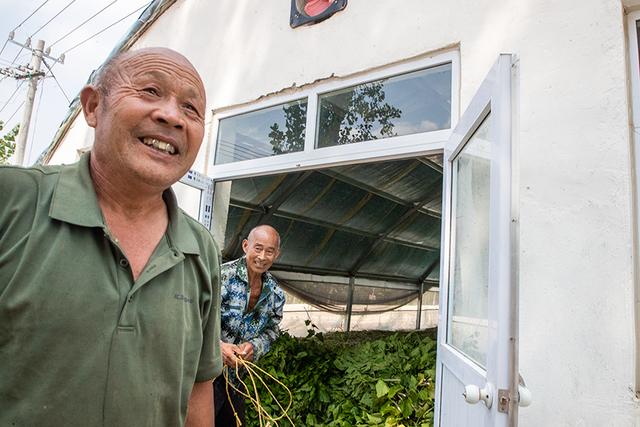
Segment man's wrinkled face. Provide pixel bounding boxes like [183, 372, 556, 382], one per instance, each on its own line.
[87, 49, 206, 189]
[242, 229, 280, 276]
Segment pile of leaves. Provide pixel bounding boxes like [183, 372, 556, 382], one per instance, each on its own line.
[245, 325, 437, 426]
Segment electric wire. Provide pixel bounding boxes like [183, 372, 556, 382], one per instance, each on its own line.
[50, 0, 120, 48]
[0, 81, 26, 115]
[0, 57, 15, 66]
[0, 40, 8, 58]
[9, 47, 24, 66]
[5, 0, 53, 62]
[13, 0, 52, 32]
[30, 0, 77, 38]
[42, 59, 69, 103]
[27, 78, 46, 163]
[61, 2, 150, 56]
[4, 100, 25, 125]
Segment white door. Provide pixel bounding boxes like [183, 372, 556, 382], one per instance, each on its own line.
[434, 54, 517, 426]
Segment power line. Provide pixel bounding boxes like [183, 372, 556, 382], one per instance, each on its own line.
[0, 81, 26, 115]
[4, 100, 25, 124]
[27, 78, 46, 162]
[50, 0, 120, 48]
[30, 0, 77, 38]
[10, 47, 24, 66]
[42, 59, 69, 103]
[61, 2, 150, 55]
[0, 40, 8, 58]
[13, 0, 52, 32]
[5, 0, 54, 63]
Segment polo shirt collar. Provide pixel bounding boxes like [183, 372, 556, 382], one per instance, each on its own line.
[49, 152, 200, 255]
[49, 152, 103, 228]
[163, 188, 201, 255]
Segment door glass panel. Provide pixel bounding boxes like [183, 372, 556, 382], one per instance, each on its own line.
[447, 114, 491, 367]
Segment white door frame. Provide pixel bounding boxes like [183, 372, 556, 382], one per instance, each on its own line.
[434, 54, 518, 426]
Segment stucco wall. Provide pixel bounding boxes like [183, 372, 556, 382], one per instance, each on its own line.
[49, 0, 639, 424]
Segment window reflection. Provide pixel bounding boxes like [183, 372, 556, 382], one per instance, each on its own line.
[316, 63, 452, 148]
[448, 115, 491, 368]
[215, 99, 307, 165]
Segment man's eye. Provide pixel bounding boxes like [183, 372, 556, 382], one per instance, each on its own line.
[184, 103, 198, 113]
[142, 87, 159, 95]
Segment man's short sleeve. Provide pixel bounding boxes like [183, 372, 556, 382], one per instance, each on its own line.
[195, 238, 223, 382]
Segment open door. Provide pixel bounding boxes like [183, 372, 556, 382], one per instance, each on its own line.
[435, 54, 517, 426]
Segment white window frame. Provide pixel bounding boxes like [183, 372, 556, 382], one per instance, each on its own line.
[206, 50, 460, 181]
[177, 170, 214, 230]
[625, 9, 640, 397]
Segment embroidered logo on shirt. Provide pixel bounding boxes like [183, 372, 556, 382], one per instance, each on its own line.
[174, 293, 193, 304]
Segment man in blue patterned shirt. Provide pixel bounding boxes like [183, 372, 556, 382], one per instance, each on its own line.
[214, 225, 285, 426]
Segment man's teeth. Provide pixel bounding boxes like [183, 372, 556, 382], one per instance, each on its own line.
[142, 138, 176, 154]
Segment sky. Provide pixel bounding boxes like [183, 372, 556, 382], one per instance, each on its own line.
[1, 0, 152, 164]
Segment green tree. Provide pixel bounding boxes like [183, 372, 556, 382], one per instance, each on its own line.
[269, 81, 402, 154]
[317, 81, 402, 148]
[0, 121, 19, 165]
[268, 101, 307, 155]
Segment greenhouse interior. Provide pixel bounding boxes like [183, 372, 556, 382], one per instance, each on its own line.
[217, 154, 444, 335]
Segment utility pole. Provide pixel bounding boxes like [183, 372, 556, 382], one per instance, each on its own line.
[1, 32, 64, 166]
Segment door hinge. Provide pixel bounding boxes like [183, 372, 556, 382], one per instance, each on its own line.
[497, 389, 510, 413]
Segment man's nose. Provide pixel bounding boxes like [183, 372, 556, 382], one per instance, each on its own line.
[151, 98, 185, 129]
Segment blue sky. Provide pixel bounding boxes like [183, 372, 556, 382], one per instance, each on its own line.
[1, 0, 150, 164]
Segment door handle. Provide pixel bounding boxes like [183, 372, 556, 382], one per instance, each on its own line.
[462, 383, 493, 408]
[518, 374, 532, 407]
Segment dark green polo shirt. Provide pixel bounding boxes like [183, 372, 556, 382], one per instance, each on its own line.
[0, 153, 222, 427]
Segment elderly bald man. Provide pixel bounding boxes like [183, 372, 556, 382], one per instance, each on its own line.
[215, 224, 286, 426]
[0, 48, 221, 427]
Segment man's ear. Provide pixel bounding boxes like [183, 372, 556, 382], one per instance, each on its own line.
[241, 239, 249, 254]
[80, 85, 101, 128]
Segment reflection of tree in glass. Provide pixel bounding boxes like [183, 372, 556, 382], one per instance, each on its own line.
[268, 102, 307, 155]
[318, 81, 402, 147]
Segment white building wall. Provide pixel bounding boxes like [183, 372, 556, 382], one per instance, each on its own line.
[49, 0, 639, 424]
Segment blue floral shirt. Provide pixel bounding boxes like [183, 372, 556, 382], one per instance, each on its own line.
[220, 256, 285, 363]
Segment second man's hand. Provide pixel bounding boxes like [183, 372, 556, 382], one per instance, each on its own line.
[220, 341, 242, 367]
[236, 342, 254, 362]
[220, 341, 255, 367]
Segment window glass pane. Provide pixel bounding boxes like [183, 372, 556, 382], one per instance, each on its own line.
[316, 63, 451, 148]
[447, 115, 491, 368]
[215, 99, 307, 164]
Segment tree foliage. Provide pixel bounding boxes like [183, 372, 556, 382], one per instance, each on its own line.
[0, 121, 19, 165]
[269, 81, 402, 154]
[317, 82, 402, 147]
[269, 102, 307, 155]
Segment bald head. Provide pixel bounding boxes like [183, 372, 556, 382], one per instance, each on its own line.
[243, 225, 281, 276]
[247, 225, 281, 249]
[94, 47, 204, 99]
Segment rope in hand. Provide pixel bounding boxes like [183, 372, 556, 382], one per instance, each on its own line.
[222, 356, 295, 426]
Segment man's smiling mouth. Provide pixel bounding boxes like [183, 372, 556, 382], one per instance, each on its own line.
[140, 137, 177, 155]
